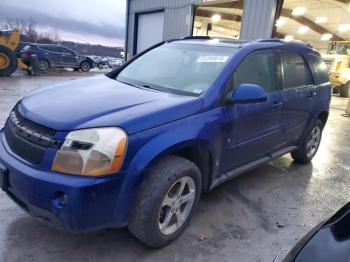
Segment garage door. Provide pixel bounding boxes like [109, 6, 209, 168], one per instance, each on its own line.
[136, 11, 165, 54]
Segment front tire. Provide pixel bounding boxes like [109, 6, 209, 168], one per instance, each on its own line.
[128, 155, 201, 248]
[291, 119, 323, 164]
[0, 45, 18, 76]
[80, 61, 91, 72]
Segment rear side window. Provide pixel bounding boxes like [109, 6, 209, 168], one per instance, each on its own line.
[308, 54, 330, 84]
[234, 50, 280, 93]
[280, 52, 314, 89]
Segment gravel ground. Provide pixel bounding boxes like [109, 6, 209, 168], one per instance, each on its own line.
[0, 72, 349, 262]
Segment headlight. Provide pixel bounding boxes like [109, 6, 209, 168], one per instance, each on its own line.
[52, 128, 127, 176]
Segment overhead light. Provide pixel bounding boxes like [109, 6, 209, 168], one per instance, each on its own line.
[292, 7, 306, 16]
[321, 33, 333, 41]
[298, 26, 310, 34]
[285, 35, 294, 41]
[338, 24, 350, 32]
[276, 18, 286, 27]
[211, 14, 221, 23]
[315, 17, 328, 24]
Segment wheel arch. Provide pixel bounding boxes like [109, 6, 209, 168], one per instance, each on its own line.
[81, 59, 94, 68]
[156, 143, 214, 192]
[317, 111, 329, 128]
[130, 139, 215, 192]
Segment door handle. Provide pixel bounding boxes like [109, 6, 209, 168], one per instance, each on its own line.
[307, 92, 317, 99]
[271, 102, 282, 110]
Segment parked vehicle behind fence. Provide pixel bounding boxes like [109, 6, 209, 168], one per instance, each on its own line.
[21, 44, 95, 72]
[0, 37, 331, 248]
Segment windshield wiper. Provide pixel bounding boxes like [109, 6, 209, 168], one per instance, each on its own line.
[140, 84, 163, 92]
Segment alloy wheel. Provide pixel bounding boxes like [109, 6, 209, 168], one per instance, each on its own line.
[306, 126, 321, 158]
[38, 60, 49, 71]
[158, 176, 196, 235]
[81, 62, 90, 71]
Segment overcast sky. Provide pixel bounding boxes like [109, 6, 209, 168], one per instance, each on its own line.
[0, 0, 126, 47]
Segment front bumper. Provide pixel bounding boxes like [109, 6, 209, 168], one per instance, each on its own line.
[0, 131, 131, 233]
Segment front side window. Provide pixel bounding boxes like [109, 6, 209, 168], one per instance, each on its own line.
[58, 47, 74, 54]
[280, 52, 313, 90]
[234, 50, 280, 93]
[117, 43, 237, 96]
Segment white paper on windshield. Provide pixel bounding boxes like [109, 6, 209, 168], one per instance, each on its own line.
[196, 56, 229, 63]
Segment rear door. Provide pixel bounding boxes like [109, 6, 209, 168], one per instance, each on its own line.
[221, 50, 283, 172]
[279, 51, 316, 144]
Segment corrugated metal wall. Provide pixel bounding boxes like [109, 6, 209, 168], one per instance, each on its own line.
[240, 0, 277, 40]
[126, 0, 278, 57]
[127, 0, 197, 57]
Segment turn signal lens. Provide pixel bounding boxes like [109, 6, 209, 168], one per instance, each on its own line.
[52, 128, 127, 176]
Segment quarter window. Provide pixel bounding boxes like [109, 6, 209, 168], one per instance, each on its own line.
[308, 54, 330, 84]
[280, 52, 314, 89]
[234, 50, 280, 93]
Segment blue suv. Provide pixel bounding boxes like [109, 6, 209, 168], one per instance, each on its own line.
[0, 37, 331, 247]
[21, 44, 95, 72]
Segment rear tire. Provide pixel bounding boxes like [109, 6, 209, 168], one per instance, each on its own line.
[340, 83, 350, 98]
[0, 45, 18, 76]
[291, 119, 323, 164]
[38, 59, 50, 73]
[128, 155, 201, 248]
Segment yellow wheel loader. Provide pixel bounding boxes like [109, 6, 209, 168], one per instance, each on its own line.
[0, 28, 32, 76]
[324, 41, 350, 97]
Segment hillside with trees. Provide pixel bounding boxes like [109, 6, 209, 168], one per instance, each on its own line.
[1, 17, 124, 58]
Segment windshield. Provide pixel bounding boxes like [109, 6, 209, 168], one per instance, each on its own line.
[327, 43, 350, 55]
[117, 43, 237, 96]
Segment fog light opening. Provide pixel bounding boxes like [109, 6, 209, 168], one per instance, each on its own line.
[52, 191, 69, 208]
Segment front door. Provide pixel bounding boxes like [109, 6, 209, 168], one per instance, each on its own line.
[279, 51, 316, 144]
[59, 47, 77, 67]
[221, 50, 283, 173]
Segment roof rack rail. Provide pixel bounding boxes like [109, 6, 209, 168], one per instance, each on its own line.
[258, 38, 314, 48]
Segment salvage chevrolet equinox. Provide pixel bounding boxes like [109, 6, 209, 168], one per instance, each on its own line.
[0, 37, 331, 247]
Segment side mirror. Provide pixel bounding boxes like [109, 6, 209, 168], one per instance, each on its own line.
[225, 84, 268, 105]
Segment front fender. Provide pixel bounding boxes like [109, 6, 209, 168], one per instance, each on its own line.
[129, 126, 213, 174]
[118, 108, 226, 221]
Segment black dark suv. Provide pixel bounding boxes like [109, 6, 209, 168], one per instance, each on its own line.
[21, 44, 95, 72]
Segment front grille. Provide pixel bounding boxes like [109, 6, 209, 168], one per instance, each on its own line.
[4, 107, 61, 165]
[14, 106, 56, 137]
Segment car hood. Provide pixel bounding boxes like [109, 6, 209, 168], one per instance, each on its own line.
[18, 75, 203, 134]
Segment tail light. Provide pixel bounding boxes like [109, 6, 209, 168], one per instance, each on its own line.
[24, 51, 32, 57]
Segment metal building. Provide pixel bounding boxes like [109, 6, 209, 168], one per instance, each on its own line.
[125, 0, 350, 59]
[125, 0, 279, 59]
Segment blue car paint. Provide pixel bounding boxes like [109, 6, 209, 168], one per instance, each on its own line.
[0, 39, 331, 232]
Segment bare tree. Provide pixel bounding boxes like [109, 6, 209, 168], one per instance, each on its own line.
[25, 17, 38, 42]
[5, 17, 28, 33]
